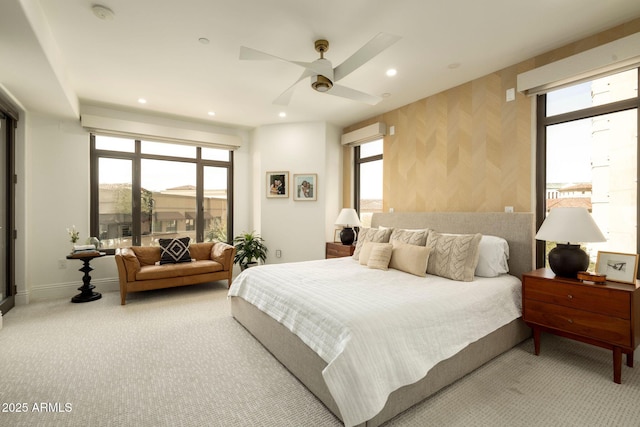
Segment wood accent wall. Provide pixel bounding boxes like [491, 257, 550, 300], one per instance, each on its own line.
[343, 18, 640, 214]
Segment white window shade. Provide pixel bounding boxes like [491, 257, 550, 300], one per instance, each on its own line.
[517, 32, 640, 96]
[80, 106, 242, 150]
[341, 122, 386, 146]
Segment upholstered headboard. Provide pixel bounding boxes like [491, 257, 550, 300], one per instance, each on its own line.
[371, 212, 534, 280]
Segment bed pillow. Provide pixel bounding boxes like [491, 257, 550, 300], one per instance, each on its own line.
[475, 235, 510, 277]
[358, 241, 380, 265]
[426, 231, 482, 281]
[389, 228, 429, 246]
[352, 227, 393, 260]
[389, 241, 431, 277]
[159, 237, 192, 265]
[367, 243, 393, 270]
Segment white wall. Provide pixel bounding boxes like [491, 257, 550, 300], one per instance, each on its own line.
[252, 122, 342, 264]
[14, 111, 339, 303]
[16, 112, 252, 303]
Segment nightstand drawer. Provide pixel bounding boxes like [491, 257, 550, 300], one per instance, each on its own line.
[524, 277, 630, 319]
[326, 242, 355, 258]
[524, 300, 631, 347]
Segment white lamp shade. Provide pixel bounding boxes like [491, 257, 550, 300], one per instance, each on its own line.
[535, 207, 606, 243]
[335, 208, 361, 227]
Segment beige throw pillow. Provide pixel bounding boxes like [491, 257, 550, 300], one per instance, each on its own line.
[352, 227, 393, 260]
[426, 231, 482, 281]
[367, 243, 393, 270]
[389, 241, 431, 277]
[358, 241, 379, 265]
[389, 228, 430, 246]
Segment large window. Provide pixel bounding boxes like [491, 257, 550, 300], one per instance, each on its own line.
[354, 139, 383, 227]
[537, 68, 639, 271]
[91, 135, 233, 252]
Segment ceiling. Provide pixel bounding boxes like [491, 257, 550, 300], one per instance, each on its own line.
[2, 0, 640, 130]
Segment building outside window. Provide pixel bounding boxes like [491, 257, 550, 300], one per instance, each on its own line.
[354, 139, 383, 227]
[538, 68, 639, 270]
[91, 135, 233, 252]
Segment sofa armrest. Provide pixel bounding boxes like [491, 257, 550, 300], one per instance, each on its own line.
[211, 242, 236, 272]
[115, 248, 141, 282]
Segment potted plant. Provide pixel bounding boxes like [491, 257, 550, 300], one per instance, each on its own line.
[233, 231, 268, 270]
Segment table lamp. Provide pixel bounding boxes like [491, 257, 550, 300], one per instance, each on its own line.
[335, 208, 361, 245]
[535, 207, 606, 278]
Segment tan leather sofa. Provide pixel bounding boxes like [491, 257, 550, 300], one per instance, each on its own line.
[114, 241, 235, 305]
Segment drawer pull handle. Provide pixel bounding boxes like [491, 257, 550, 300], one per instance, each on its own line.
[567, 295, 573, 299]
[568, 319, 574, 324]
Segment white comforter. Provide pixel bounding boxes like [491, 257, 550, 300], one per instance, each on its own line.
[228, 257, 522, 426]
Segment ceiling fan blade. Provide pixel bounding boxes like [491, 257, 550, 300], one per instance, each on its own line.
[273, 69, 315, 106]
[239, 46, 313, 70]
[333, 32, 401, 82]
[327, 84, 383, 105]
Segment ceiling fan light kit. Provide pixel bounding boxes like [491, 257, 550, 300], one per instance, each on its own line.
[239, 32, 401, 105]
[311, 75, 333, 92]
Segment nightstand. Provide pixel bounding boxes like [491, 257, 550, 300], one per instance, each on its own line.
[326, 242, 355, 259]
[522, 268, 640, 383]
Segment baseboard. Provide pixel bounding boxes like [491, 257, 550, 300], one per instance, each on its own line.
[29, 278, 119, 302]
[0, 310, 3, 330]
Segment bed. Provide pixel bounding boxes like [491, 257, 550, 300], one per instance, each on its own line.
[229, 212, 534, 426]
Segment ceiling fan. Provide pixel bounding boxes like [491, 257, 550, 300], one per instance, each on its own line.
[239, 32, 401, 106]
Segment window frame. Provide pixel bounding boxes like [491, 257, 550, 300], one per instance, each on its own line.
[353, 142, 383, 216]
[90, 134, 233, 253]
[535, 68, 640, 270]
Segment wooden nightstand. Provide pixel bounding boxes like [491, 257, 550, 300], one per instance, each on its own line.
[326, 242, 355, 259]
[522, 268, 640, 383]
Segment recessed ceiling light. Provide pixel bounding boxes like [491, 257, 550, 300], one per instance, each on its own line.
[208, 111, 215, 116]
[92, 5, 115, 20]
[279, 112, 286, 118]
[137, 98, 147, 104]
[386, 69, 397, 77]
[199, 38, 210, 45]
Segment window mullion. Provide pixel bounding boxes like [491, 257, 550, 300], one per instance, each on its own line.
[131, 140, 142, 246]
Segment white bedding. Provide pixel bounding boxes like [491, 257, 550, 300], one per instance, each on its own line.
[228, 257, 522, 426]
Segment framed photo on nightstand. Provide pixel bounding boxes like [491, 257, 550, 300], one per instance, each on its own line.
[595, 251, 639, 284]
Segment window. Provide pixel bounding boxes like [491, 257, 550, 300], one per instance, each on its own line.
[537, 68, 639, 271]
[91, 135, 233, 252]
[354, 139, 383, 227]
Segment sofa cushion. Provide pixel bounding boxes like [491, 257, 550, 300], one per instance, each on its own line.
[189, 242, 215, 261]
[131, 246, 161, 266]
[136, 260, 223, 281]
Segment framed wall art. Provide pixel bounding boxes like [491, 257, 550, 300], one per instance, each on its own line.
[595, 251, 639, 284]
[266, 171, 289, 198]
[293, 173, 317, 201]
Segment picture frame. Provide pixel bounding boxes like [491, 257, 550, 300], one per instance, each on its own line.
[595, 251, 639, 284]
[293, 173, 317, 201]
[266, 171, 289, 198]
[333, 228, 342, 243]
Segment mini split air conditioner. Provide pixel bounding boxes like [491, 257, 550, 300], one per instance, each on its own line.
[341, 122, 386, 146]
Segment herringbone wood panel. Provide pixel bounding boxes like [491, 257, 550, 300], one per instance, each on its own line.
[342, 18, 640, 214]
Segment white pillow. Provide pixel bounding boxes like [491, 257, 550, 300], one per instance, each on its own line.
[475, 235, 510, 277]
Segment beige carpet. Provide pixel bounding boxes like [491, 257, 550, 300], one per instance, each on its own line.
[1, 283, 639, 427]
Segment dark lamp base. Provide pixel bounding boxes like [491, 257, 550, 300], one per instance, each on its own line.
[340, 227, 355, 245]
[548, 243, 589, 278]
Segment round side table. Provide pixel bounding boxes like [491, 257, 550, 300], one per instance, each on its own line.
[66, 252, 106, 303]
